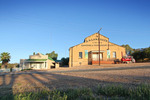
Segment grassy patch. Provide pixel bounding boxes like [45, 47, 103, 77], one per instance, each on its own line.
[21, 68, 32, 71]
[97, 84, 150, 100]
[0, 84, 150, 100]
[16, 83, 22, 86]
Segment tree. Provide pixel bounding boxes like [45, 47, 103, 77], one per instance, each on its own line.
[132, 48, 150, 62]
[0, 52, 11, 68]
[33, 52, 35, 55]
[61, 57, 69, 66]
[132, 50, 141, 61]
[140, 49, 146, 62]
[122, 44, 133, 55]
[144, 47, 150, 59]
[46, 51, 58, 60]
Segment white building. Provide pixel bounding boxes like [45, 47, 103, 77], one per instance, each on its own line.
[20, 53, 59, 69]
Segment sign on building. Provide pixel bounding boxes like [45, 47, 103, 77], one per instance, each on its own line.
[85, 50, 88, 59]
[107, 50, 110, 59]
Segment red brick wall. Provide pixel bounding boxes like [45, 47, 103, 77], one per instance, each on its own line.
[92, 61, 114, 64]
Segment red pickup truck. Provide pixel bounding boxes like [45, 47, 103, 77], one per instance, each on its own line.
[121, 56, 135, 63]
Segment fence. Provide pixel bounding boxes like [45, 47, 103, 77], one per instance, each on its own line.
[0, 68, 22, 72]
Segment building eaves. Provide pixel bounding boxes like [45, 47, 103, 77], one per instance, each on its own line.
[84, 32, 109, 41]
[48, 57, 54, 61]
[26, 59, 47, 62]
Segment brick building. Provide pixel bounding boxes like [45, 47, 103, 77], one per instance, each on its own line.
[69, 33, 126, 67]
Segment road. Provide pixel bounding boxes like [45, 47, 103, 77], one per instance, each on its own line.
[0, 64, 150, 76]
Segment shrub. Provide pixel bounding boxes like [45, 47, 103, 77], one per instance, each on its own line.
[128, 84, 150, 100]
[97, 84, 150, 100]
[21, 68, 32, 71]
[0, 63, 1, 69]
[63, 88, 93, 100]
[7, 64, 17, 68]
[16, 64, 20, 68]
[97, 84, 128, 97]
[10, 67, 13, 72]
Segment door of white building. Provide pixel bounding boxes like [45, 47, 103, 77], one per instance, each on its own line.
[36, 63, 42, 69]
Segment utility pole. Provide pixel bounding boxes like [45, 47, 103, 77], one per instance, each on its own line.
[98, 28, 102, 66]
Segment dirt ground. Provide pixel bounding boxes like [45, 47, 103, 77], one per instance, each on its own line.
[0, 63, 150, 95]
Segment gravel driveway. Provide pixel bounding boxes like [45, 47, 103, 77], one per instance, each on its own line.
[0, 63, 150, 95]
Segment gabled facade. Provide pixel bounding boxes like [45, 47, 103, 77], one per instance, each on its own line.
[69, 33, 126, 67]
[20, 53, 56, 69]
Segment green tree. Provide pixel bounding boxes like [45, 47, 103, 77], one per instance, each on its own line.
[144, 47, 150, 59]
[122, 44, 133, 55]
[61, 57, 69, 66]
[132, 50, 141, 61]
[140, 49, 146, 62]
[0, 52, 11, 68]
[46, 51, 58, 60]
[132, 48, 149, 62]
[33, 52, 35, 55]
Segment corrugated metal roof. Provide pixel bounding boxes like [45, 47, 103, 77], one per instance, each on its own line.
[48, 57, 54, 61]
[55, 60, 62, 63]
[26, 59, 47, 62]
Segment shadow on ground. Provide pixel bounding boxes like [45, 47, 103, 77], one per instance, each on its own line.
[0, 66, 150, 97]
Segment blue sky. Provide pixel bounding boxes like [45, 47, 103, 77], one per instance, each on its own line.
[0, 0, 150, 63]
